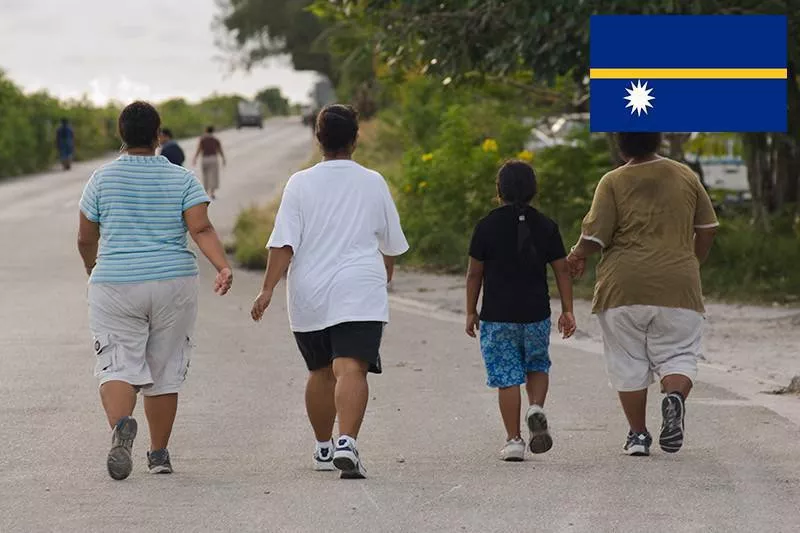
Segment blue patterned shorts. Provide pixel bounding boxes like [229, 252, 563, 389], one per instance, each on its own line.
[479, 319, 552, 388]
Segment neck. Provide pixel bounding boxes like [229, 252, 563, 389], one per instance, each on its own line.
[126, 147, 156, 156]
[323, 153, 352, 161]
[627, 153, 660, 165]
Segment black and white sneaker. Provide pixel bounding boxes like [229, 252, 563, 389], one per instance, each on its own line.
[525, 405, 553, 454]
[313, 442, 335, 471]
[107, 416, 137, 480]
[333, 437, 366, 479]
[623, 431, 652, 456]
[147, 448, 173, 474]
[660, 393, 686, 453]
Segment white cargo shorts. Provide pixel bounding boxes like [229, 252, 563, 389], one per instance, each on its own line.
[597, 305, 704, 392]
[88, 276, 198, 396]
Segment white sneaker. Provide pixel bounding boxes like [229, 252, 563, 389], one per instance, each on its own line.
[333, 437, 367, 479]
[501, 437, 526, 462]
[313, 442, 335, 471]
[526, 405, 553, 454]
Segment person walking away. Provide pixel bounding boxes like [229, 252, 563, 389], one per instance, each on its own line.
[567, 132, 718, 457]
[77, 101, 233, 480]
[466, 160, 576, 462]
[192, 126, 226, 199]
[250, 104, 409, 479]
[159, 128, 185, 166]
[56, 118, 75, 170]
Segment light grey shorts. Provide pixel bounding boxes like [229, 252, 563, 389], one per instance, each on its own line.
[201, 156, 220, 191]
[88, 276, 198, 396]
[597, 305, 704, 392]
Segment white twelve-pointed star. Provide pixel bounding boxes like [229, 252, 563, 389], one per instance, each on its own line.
[624, 80, 655, 116]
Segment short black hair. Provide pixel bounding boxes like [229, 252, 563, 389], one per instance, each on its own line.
[316, 104, 359, 154]
[206, 125, 214, 134]
[60, 117, 69, 125]
[497, 160, 539, 258]
[118, 101, 161, 149]
[161, 128, 173, 138]
[616, 132, 662, 159]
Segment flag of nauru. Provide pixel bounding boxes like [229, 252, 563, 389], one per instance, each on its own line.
[589, 15, 788, 133]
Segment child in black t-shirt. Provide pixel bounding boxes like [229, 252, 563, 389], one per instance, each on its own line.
[466, 160, 576, 461]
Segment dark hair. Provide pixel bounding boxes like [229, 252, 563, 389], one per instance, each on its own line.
[206, 125, 214, 134]
[161, 128, 173, 138]
[616, 132, 662, 159]
[60, 117, 69, 125]
[497, 160, 538, 259]
[118, 101, 161, 149]
[316, 104, 359, 155]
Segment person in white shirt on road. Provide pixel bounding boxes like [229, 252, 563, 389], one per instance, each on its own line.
[251, 104, 409, 479]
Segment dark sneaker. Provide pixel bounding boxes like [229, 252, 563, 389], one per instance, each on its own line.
[107, 416, 137, 480]
[313, 442, 335, 471]
[147, 448, 173, 474]
[525, 405, 553, 454]
[660, 393, 686, 453]
[624, 431, 652, 456]
[333, 437, 366, 479]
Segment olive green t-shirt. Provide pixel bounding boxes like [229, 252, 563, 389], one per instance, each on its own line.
[581, 157, 719, 314]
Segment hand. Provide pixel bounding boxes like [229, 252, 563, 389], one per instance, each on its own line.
[558, 312, 577, 339]
[85, 264, 95, 276]
[214, 267, 233, 295]
[566, 253, 586, 280]
[251, 290, 273, 322]
[465, 312, 480, 338]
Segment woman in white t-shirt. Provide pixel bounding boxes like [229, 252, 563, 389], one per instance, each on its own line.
[251, 104, 409, 479]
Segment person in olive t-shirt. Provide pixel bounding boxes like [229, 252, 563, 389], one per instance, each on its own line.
[466, 160, 576, 462]
[567, 132, 718, 458]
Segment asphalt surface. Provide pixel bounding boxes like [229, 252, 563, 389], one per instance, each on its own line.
[1, 117, 799, 532]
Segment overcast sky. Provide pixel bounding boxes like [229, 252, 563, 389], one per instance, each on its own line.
[0, 0, 317, 104]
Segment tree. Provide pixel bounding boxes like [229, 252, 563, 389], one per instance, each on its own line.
[256, 87, 290, 115]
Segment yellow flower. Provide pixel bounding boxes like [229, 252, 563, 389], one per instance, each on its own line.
[403, 184, 413, 193]
[418, 181, 429, 191]
[517, 150, 534, 162]
[421, 153, 434, 162]
[481, 138, 499, 153]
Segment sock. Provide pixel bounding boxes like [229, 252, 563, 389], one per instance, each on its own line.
[316, 440, 333, 452]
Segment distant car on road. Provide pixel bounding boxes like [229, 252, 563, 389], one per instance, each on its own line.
[237, 101, 263, 129]
[301, 105, 315, 127]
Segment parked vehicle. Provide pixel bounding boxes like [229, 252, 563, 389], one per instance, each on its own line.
[236, 101, 263, 129]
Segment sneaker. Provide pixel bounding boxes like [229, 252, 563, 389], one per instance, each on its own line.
[313, 442, 336, 471]
[624, 431, 652, 456]
[660, 393, 686, 453]
[525, 405, 553, 454]
[501, 437, 526, 462]
[147, 448, 173, 474]
[333, 437, 366, 479]
[107, 416, 137, 480]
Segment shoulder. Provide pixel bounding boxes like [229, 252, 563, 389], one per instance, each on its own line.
[530, 208, 559, 230]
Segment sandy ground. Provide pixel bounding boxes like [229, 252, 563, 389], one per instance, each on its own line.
[390, 270, 800, 391]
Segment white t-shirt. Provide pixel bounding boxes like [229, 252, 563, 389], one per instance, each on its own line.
[267, 160, 410, 332]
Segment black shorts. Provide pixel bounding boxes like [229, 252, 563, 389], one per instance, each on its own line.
[293, 321, 384, 374]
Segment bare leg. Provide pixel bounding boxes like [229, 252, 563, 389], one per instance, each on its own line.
[618, 389, 648, 433]
[143, 393, 178, 450]
[100, 380, 137, 428]
[524, 372, 549, 407]
[306, 367, 337, 441]
[332, 358, 369, 438]
[498, 386, 522, 440]
[661, 374, 692, 398]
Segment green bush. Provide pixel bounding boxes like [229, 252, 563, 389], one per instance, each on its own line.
[230, 189, 285, 270]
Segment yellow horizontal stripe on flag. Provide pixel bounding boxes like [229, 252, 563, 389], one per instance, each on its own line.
[589, 68, 787, 79]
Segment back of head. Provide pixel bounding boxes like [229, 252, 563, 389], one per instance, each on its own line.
[616, 132, 662, 160]
[161, 128, 173, 139]
[60, 118, 69, 127]
[315, 104, 359, 156]
[118, 101, 161, 149]
[206, 125, 214, 134]
[497, 160, 539, 259]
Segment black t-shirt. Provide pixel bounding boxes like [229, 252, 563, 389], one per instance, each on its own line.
[469, 205, 566, 323]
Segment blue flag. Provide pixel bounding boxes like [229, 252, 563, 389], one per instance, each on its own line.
[589, 15, 787, 133]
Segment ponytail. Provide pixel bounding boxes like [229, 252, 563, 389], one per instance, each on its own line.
[515, 203, 537, 261]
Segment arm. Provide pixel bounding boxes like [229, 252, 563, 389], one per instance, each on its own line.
[184, 203, 233, 294]
[465, 257, 484, 337]
[551, 258, 574, 314]
[694, 227, 717, 264]
[383, 254, 396, 283]
[77, 212, 100, 275]
[192, 141, 202, 165]
[218, 142, 226, 166]
[251, 246, 293, 321]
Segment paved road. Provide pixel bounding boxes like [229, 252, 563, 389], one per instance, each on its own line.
[1, 118, 799, 532]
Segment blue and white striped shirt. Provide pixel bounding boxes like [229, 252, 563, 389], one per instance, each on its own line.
[79, 155, 210, 284]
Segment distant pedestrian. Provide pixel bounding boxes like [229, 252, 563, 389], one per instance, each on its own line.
[159, 128, 185, 166]
[192, 126, 226, 199]
[566, 132, 718, 457]
[78, 101, 233, 480]
[56, 118, 75, 170]
[466, 160, 576, 462]
[250, 104, 409, 479]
